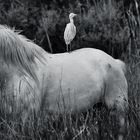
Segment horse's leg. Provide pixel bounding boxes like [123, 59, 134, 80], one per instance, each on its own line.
[114, 102, 128, 140]
[118, 112, 126, 140]
[104, 85, 128, 140]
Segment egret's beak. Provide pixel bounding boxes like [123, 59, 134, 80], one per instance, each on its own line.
[74, 14, 77, 17]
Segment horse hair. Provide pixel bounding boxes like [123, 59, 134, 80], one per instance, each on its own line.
[0, 25, 45, 81]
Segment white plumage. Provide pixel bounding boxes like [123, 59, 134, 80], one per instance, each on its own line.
[64, 13, 77, 52]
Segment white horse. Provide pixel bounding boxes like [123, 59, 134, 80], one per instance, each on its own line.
[0, 25, 128, 140]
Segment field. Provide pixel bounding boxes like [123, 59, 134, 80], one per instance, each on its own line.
[0, 0, 140, 140]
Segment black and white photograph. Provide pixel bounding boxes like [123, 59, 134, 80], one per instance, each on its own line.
[0, 0, 139, 140]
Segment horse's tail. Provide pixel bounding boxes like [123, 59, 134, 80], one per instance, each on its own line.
[0, 25, 44, 83]
[116, 59, 126, 74]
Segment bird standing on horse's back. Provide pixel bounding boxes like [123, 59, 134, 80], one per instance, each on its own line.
[64, 13, 77, 52]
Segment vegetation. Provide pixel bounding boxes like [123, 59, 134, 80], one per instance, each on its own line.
[0, 0, 140, 139]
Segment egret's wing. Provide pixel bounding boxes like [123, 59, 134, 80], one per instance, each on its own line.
[64, 23, 76, 45]
[71, 24, 76, 39]
[64, 23, 71, 45]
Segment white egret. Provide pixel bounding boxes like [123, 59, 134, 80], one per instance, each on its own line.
[64, 13, 77, 52]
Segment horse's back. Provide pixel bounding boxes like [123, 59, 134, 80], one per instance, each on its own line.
[44, 48, 127, 113]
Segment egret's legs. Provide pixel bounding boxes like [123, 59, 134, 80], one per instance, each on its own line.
[69, 43, 71, 52]
[66, 44, 69, 52]
[66, 44, 72, 53]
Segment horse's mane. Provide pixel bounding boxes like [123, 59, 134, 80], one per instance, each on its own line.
[0, 25, 45, 81]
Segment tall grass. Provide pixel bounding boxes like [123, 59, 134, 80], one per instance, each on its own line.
[0, 0, 130, 54]
[0, 0, 140, 140]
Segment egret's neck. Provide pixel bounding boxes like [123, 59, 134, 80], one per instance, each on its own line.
[70, 18, 74, 24]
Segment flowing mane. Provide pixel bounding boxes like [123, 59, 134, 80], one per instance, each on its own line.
[0, 25, 45, 81]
